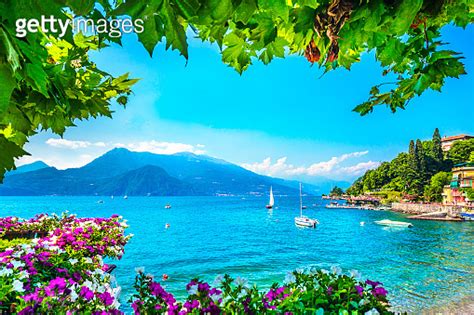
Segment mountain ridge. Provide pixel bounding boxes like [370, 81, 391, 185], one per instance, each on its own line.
[0, 149, 342, 196]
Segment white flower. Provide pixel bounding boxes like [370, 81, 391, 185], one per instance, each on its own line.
[0, 269, 13, 276]
[210, 293, 222, 303]
[18, 271, 29, 280]
[284, 272, 296, 285]
[84, 257, 93, 264]
[187, 284, 198, 295]
[234, 276, 248, 287]
[70, 289, 78, 302]
[213, 274, 224, 286]
[365, 308, 380, 315]
[350, 269, 361, 279]
[69, 258, 78, 265]
[331, 265, 342, 275]
[134, 267, 145, 274]
[12, 279, 25, 292]
[321, 269, 329, 275]
[295, 268, 304, 274]
[237, 289, 247, 299]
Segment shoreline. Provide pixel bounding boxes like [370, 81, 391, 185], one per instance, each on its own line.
[422, 296, 474, 315]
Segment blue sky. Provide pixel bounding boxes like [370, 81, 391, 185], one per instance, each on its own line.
[20, 24, 474, 182]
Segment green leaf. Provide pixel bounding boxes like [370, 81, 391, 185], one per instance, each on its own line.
[25, 63, 49, 97]
[222, 33, 253, 74]
[392, 0, 423, 35]
[175, 0, 200, 19]
[65, 0, 95, 15]
[0, 63, 15, 115]
[234, 0, 257, 24]
[258, 37, 287, 64]
[258, 0, 289, 22]
[377, 37, 405, 67]
[0, 135, 28, 183]
[162, 0, 188, 59]
[137, 15, 165, 56]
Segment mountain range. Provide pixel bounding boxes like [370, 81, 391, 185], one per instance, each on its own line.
[0, 149, 347, 196]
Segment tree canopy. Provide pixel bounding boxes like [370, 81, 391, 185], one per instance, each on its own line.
[448, 139, 474, 165]
[346, 128, 474, 201]
[329, 186, 344, 196]
[0, 0, 473, 180]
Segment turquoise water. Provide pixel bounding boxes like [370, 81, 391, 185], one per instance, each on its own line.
[0, 196, 473, 313]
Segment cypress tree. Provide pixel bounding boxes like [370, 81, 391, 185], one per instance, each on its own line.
[432, 128, 443, 162]
[415, 139, 427, 180]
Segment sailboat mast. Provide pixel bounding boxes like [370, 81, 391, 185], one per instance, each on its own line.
[299, 183, 303, 217]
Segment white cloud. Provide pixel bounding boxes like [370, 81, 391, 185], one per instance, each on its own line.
[241, 151, 379, 178]
[339, 161, 381, 176]
[46, 138, 106, 149]
[116, 140, 206, 155]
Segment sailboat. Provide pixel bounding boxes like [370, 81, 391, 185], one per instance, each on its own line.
[266, 186, 274, 209]
[294, 183, 318, 228]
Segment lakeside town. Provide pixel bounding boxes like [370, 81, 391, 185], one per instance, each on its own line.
[323, 132, 474, 222]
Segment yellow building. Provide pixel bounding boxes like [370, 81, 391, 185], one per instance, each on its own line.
[443, 163, 474, 205]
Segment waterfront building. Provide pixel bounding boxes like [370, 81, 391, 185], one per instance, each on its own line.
[443, 162, 474, 205]
[441, 134, 473, 151]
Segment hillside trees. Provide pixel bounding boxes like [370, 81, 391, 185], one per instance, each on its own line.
[346, 128, 468, 201]
[424, 171, 451, 202]
[448, 139, 474, 165]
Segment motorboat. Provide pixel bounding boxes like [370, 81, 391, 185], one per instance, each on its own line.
[375, 219, 413, 228]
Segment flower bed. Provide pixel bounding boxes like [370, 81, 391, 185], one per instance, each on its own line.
[0, 213, 131, 314]
[0, 214, 395, 314]
[130, 267, 393, 314]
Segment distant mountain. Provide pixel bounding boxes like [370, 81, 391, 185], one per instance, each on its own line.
[6, 161, 49, 177]
[0, 149, 304, 196]
[94, 165, 193, 196]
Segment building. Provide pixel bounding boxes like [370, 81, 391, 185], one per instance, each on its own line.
[441, 134, 473, 151]
[443, 163, 474, 205]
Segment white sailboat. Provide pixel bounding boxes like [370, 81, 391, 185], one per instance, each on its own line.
[294, 183, 318, 228]
[266, 186, 274, 209]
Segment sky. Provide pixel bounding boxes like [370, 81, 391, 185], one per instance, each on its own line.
[18, 24, 474, 183]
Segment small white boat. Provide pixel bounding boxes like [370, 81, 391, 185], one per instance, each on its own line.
[123, 195, 128, 199]
[165, 204, 172, 209]
[266, 186, 274, 209]
[295, 183, 318, 228]
[375, 219, 413, 228]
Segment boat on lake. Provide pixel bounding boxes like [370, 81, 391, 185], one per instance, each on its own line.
[266, 186, 274, 209]
[165, 204, 172, 209]
[123, 195, 128, 199]
[375, 219, 413, 228]
[295, 183, 318, 228]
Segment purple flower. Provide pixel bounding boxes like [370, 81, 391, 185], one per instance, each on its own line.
[327, 286, 333, 295]
[372, 286, 388, 297]
[98, 291, 114, 306]
[44, 277, 67, 296]
[355, 285, 364, 297]
[131, 300, 142, 314]
[79, 286, 94, 301]
[365, 279, 382, 287]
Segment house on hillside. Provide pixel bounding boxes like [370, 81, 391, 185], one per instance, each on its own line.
[443, 163, 474, 206]
[441, 134, 473, 151]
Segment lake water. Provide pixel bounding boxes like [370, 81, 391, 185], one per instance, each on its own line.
[0, 196, 472, 313]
